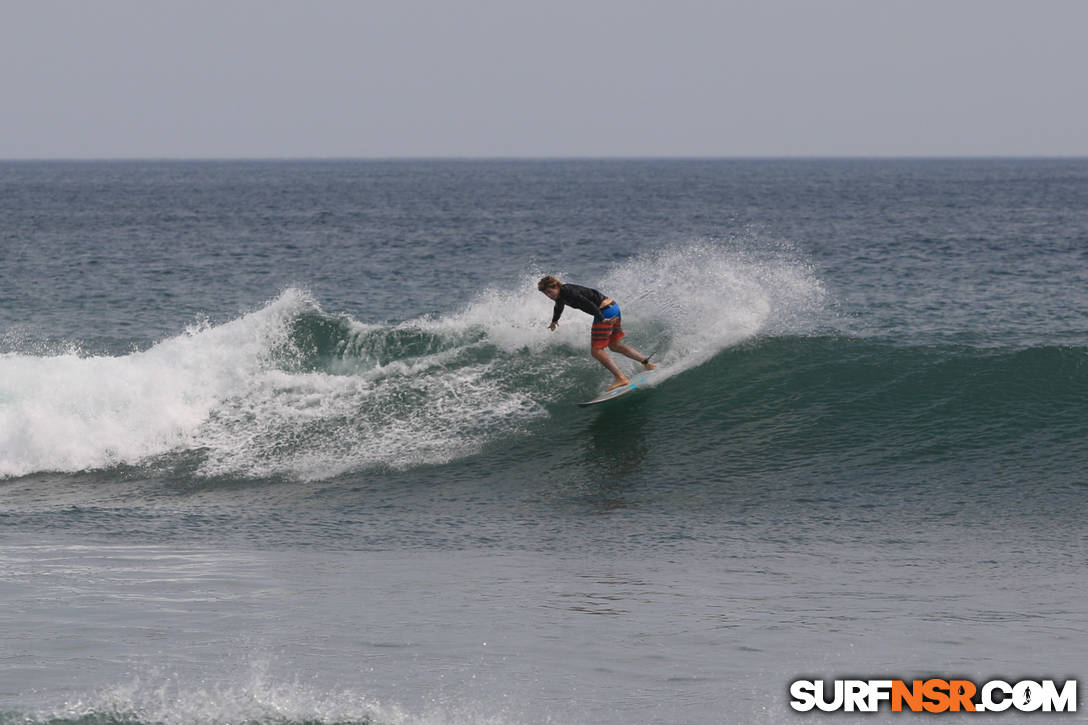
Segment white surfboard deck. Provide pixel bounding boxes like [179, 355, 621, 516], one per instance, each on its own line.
[577, 367, 660, 407]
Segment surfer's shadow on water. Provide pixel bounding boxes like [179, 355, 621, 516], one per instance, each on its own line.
[570, 401, 653, 510]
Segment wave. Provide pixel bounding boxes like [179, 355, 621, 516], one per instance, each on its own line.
[1, 243, 825, 481]
[10, 239, 1084, 484]
[647, 336, 1088, 472]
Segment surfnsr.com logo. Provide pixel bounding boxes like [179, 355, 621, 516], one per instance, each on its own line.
[789, 678, 1078, 713]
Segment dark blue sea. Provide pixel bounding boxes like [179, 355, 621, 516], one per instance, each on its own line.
[1, 160, 1086, 724]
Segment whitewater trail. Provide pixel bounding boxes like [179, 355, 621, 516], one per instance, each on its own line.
[0, 243, 826, 481]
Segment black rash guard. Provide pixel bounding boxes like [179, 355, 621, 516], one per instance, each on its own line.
[551, 283, 608, 324]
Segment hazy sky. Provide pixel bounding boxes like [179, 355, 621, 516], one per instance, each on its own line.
[3, 0, 1087, 158]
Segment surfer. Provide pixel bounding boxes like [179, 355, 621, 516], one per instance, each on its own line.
[538, 275, 657, 391]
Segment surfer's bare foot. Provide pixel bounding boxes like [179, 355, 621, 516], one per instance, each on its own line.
[643, 361, 657, 371]
[605, 377, 629, 392]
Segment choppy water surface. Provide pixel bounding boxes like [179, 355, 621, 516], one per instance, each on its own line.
[2, 160, 1086, 723]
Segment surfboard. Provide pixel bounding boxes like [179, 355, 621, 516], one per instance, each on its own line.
[577, 367, 660, 407]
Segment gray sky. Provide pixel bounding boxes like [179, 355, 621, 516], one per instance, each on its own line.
[3, 0, 1087, 158]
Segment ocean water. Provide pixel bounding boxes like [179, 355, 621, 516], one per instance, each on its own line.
[1, 159, 1086, 724]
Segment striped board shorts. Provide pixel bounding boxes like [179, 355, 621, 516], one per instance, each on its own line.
[591, 302, 625, 349]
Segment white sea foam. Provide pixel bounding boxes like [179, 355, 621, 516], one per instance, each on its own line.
[29, 664, 519, 725]
[0, 289, 307, 479]
[443, 239, 824, 369]
[595, 239, 825, 378]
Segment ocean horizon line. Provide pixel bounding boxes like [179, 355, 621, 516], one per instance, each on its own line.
[4, 154, 1088, 163]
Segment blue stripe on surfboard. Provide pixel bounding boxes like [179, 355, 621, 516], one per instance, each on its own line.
[577, 368, 659, 406]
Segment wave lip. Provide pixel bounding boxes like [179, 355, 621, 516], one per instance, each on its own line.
[600, 239, 827, 378]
